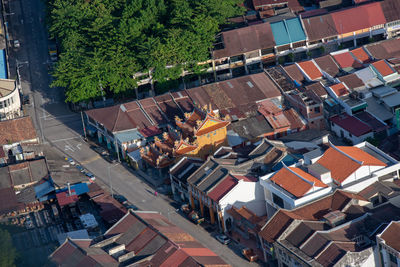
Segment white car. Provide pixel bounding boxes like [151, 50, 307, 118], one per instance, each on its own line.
[13, 40, 20, 48]
[216, 234, 230, 245]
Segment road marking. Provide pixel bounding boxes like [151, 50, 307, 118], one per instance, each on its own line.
[76, 143, 81, 150]
[48, 137, 78, 143]
[64, 145, 74, 152]
[80, 154, 101, 165]
[40, 114, 78, 120]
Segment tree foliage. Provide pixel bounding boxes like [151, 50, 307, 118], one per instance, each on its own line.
[46, 0, 244, 103]
[0, 228, 17, 267]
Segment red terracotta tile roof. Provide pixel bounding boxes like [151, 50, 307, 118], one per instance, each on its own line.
[138, 126, 162, 137]
[351, 47, 370, 64]
[259, 190, 363, 243]
[0, 117, 37, 145]
[297, 61, 323, 80]
[330, 113, 372, 137]
[331, 2, 386, 34]
[372, 60, 395, 77]
[207, 175, 238, 202]
[316, 145, 386, 184]
[270, 166, 328, 198]
[330, 83, 349, 97]
[380, 221, 400, 251]
[332, 52, 363, 69]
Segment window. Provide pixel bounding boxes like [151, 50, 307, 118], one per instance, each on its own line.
[272, 193, 284, 208]
[4, 100, 7, 107]
[349, 133, 352, 137]
[314, 106, 320, 113]
[0, 101, 3, 108]
[390, 253, 397, 264]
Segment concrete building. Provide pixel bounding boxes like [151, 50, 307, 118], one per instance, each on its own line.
[260, 142, 400, 218]
[376, 221, 400, 267]
[0, 79, 21, 121]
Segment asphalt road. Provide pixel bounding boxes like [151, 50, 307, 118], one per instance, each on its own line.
[5, 0, 262, 266]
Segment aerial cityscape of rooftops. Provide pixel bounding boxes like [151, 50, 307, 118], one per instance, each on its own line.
[1, 0, 400, 266]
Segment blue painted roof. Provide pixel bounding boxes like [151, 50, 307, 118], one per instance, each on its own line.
[115, 129, 143, 143]
[286, 18, 306, 43]
[34, 179, 55, 199]
[0, 50, 7, 79]
[56, 183, 89, 196]
[270, 18, 306, 46]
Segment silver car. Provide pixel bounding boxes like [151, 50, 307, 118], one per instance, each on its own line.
[216, 234, 230, 245]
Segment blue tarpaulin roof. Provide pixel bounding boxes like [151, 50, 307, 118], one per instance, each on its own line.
[272, 154, 301, 171]
[56, 183, 89, 196]
[270, 18, 306, 46]
[34, 179, 55, 199]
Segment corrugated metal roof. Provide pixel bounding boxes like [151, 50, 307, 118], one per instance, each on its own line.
[271, 18, 306, 46]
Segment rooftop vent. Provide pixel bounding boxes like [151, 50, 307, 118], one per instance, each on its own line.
[323, 210, 346, 227]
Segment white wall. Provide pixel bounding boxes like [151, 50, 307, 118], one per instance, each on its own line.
[0, 86, 21, 120]
[219, 180, 266, 220]
[331, 122, 374, 145]
[341, 165, 384, 186]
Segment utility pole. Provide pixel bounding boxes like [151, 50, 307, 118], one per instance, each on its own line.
[80, 111, 87, 141]
[108, 165, 114, 198]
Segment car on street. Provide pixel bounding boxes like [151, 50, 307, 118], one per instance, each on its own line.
[91, 145, 108, 156]
[76, 165, 85, 172]
[65, 157, 75, 165]
[13, 40, 20, 48]
[22, 95, 30, 105]
[215, 234, 231, 245]
[103, 154, 116, 163]
[113, 194, 128, 205]
[85, 172, 95, 179]
[123, 202, 139, 210]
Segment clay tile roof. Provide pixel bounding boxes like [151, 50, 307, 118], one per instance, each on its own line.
[283, 108, 305, 130]
[372, 60, 395, 77]
[332, 52, 363, 69]
[207, 174, 238, 202]
[351, 47, 371, 64]
[302, 14, 338, 42]
[314, 55, 340, 77]
[270, 166, 328, 198]
[259, 190, 360, 243]
[315, 242, 347, 266]
[330, 113, 372, 137]
[0, 117, 37, 145]
[365, 38, 400, 60]
[380, 0, 400, 23]
[213, 22, 275, 59]
[297, 61, 323, 80]
[316, 145, 385, 184]
[305, 82, 328, 98]
[330, 83, 349, 97]
[338, 74, 365, 90]
[330, 2, 386, 34]
[284, 64, 305, 85]
[380, 221, 400, 251]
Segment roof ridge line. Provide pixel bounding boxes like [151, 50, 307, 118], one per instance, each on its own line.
[329, 142, 363, 165]
[282, 162, 315, 187]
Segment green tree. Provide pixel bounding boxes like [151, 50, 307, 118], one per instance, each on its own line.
[0, 228, 17, 267]
[46, 0, 244, 103]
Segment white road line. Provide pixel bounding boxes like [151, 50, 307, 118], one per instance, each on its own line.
[40, 114, 77, 120]
[48, 137, 78, 143]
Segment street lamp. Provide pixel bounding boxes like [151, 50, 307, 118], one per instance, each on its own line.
[107, 163, 119, 197]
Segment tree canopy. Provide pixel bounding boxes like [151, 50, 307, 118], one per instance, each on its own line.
[46, 0, 244, 103]
[0, 228, 17, 267]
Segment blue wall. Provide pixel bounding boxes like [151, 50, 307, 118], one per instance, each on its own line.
[0, 49, 7, 79]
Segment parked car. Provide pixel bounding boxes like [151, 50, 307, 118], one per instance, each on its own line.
[22, 95, 30, 105]
[123, 202, 139, 210]
[85, 172, 95, 180]
[215, 234, 231, 245]
[13, 40, 20, 48]
[75, 165, 85, 172]
[113, 194, 128, 205]
[103, 154, 116, 163]
[65, 157, 75, 165]
[91, 145, 108, 156]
